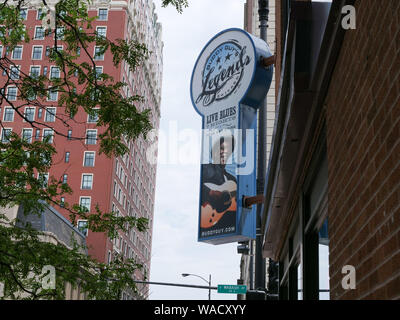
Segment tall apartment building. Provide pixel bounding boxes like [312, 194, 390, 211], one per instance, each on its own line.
[0, 0, 163, 300]
[239, 0, 276, 295]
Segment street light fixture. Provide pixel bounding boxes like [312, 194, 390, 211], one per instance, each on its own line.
[182, 273, 212, 300]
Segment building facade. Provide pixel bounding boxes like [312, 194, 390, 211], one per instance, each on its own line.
[239, 0, 277, 297]
[262, 0, 400, 300]
[1, 203, 88, 299]
[0, 0, 163, 300]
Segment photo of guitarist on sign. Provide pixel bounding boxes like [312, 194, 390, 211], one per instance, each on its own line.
[200, 134, 237, 237]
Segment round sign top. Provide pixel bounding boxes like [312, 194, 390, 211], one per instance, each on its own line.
[190, 28, 257, 116]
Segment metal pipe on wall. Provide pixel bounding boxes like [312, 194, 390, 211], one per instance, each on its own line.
[255, 0, 269, 292]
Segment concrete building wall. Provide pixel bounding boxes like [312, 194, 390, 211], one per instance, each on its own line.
[1, 203, 88, 300]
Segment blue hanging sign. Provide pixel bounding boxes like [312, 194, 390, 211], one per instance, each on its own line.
[190, 28, 273, 245]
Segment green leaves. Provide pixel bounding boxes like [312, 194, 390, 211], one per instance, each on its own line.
[0, 0, 188, 300]
[110, 39, 149, 72]
[0, 5, 30, 50]
[69, 204, 148, 240]
[161, 0, 189, 14]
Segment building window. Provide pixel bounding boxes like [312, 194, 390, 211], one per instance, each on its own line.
[54, 45, 63, 53]
[19, 9, 27, 20]
[37, 108, 43, 119]
[45, 46, 50, 56]
[96, 26, 107, 38]
[3, 107, 14, 122]
[65, 151, 70, 163]
[94, 46, 104, 60]
[123, 241, 127, 256]
[81, 174, 93, 189]
[1, 128, 12, 143]
[43, 66, 48, 76]
[38, 173, 49, 188]
[42, 129, 54, 143]
[55, 27, 64, 40]
[37, 8, 43, 20]
[34, 26, 45, 40]
[77, 220, 88, 237]
[22, 128, 33, 143]
[60, 197, 65, 208]
[10, 65, 20, 80]
[40, 152, 51, 166]
[94, 66, 103, 80]
[318, 219, 330, 300]
[83, 151, 95, 167]
[35, 129, 40, 140]
[45, 107, 56, 122]
[50, 66, 60, 79]
[12, 46, 22, 59]
[30, 66, 41, 78]
[48, 88, 58, 101]
[98, 8, 108, 21]
[87, 109, 99, 123]
[6, 87, 17, 100]
[85, 130, 97, 145]
[62, 174, 68, 184]
[294, 144, 328, 301]
[67, 129, 72, 140]
[79, 197, 91, 213]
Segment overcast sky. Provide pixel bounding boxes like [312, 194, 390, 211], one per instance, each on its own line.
[149, 0, 247, 300]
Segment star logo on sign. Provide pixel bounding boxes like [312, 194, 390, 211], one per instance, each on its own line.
[216, 57, 221, 64]
[225, 53, 232, 61]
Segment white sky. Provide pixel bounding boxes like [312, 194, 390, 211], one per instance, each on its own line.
[149, 0, 247, 300]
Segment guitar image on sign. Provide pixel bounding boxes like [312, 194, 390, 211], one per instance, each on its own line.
[201, 178, 237, 229]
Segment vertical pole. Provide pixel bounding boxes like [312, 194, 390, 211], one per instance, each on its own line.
[208, 274, 211, 300]
[255, 0, 269, 292]
[249, 240, 254, 290]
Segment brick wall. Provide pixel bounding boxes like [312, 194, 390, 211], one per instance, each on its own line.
[325, 0, 400, 299]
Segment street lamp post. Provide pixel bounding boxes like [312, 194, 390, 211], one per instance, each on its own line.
[182, 273, 211, 300]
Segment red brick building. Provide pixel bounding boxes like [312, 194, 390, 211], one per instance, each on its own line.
[0, 1, 163, 300]
[262, 0, 400, 299]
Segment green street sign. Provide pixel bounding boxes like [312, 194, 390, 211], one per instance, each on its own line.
[217, 284, 247, 294]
